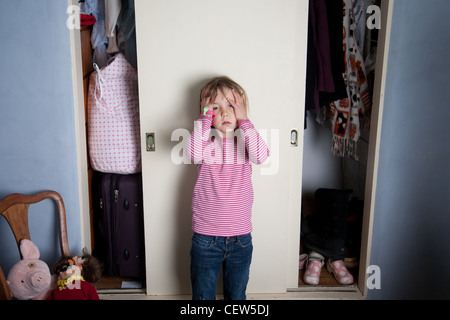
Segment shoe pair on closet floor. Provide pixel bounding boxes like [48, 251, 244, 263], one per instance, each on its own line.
[299, 252, 353, 285]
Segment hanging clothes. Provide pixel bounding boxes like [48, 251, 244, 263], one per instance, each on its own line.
[318, 0, 348, 107]
[116, 0, 138, 69]
[304, 1, 320, 116]
[305, 0, 335, 113]
[329, 0, 371, 159]
[305, 0, 348, 128]
[354, 0, 377, 58]
[80, 0, 110, 69]
[105, 0, 122, 54]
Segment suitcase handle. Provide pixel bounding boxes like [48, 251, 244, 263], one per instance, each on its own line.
[123, 249, 130, 261]
[123, 199, 130, 210]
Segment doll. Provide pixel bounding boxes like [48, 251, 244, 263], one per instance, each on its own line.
[47, 250, 102, 300]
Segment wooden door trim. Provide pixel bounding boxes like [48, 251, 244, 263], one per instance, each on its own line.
[357, 0, 394, 296]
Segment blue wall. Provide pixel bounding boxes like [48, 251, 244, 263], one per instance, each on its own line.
[0, 1, 81, 273]
[368, 0, 450, 299]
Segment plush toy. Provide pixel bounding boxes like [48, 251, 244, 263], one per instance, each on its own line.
[47, 250, 102, 300]
[7, 239, 56, 300]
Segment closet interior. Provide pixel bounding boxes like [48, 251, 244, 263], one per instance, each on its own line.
[299, 0, 381, 289]
[78, 0, 145, 293]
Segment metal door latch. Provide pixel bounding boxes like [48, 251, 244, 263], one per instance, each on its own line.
[146, 132, 155, 151]
[291, 129, 298, 147]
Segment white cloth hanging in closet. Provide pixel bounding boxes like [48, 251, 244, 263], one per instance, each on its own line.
[105, 0, 122, 54]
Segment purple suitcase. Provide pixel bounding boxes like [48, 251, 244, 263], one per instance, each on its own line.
[92, 171, 145, 278]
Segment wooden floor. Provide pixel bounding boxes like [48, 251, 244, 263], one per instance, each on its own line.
[94, 275, 145, 290]
[93, 268, 357, 293]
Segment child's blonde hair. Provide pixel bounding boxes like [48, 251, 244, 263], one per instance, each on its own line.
[199, 76, 249, 113]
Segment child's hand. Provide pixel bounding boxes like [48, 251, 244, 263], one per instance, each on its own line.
[200, 86, 214, 112]
[227, 89, 248, 122]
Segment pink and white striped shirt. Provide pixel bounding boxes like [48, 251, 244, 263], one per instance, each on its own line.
[188, 116, 269, 236]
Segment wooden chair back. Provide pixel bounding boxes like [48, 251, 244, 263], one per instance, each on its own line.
[0, 266, 11, 300]
[0, 191, 70, 300]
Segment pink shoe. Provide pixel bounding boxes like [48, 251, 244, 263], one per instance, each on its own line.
[326, 259, 354, 285]
[303, 252, 324, 285]
[299, 253, 308, 270]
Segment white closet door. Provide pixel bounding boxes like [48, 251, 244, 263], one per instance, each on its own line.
[135, 0, 307, 295]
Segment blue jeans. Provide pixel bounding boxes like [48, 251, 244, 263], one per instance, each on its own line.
[190, 233, 253, 300]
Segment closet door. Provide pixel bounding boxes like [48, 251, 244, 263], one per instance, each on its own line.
[134, 0, 308, 295]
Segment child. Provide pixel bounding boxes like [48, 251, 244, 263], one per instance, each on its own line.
[187, 76, 269, 300]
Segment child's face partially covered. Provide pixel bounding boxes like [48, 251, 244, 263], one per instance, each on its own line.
[211, 87, 238, 138]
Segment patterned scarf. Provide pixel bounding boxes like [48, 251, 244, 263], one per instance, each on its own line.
[330, 0, 371, 159]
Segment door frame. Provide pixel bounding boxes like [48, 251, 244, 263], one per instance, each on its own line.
[356, 0, 394, 296]
[68, 0, 92, 253]
[69, 0, 394, 298]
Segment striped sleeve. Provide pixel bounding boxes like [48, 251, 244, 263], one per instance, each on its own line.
[186, 116, 212, 164]
[238, 120, 270, 165]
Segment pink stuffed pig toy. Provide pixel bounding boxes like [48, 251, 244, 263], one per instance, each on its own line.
[7, 239, 56, 300]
